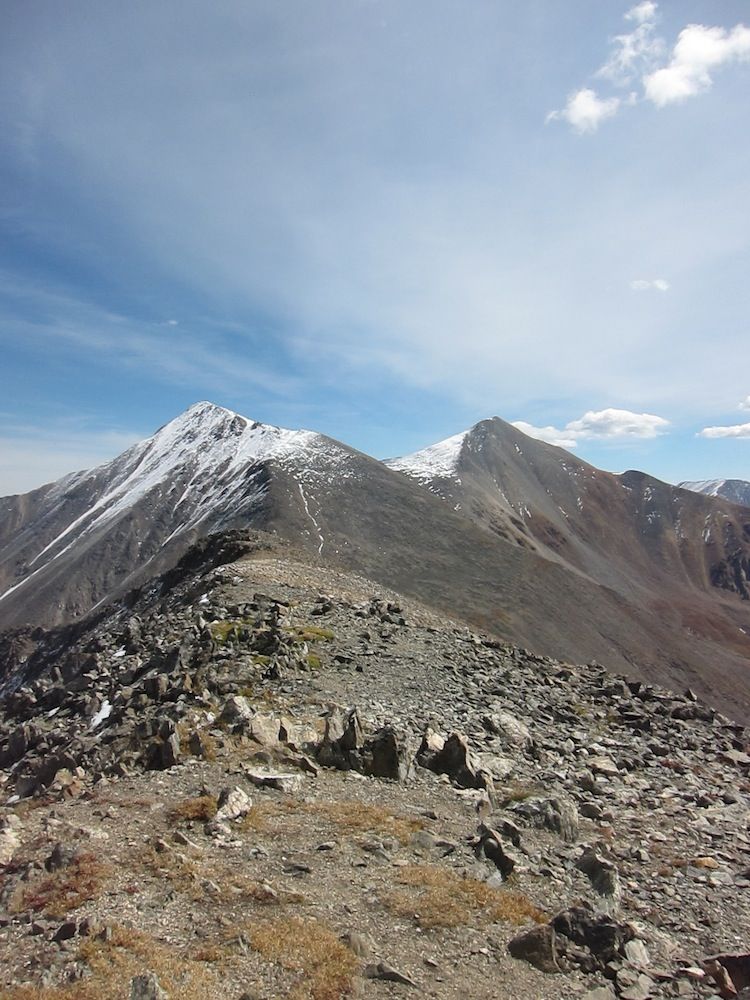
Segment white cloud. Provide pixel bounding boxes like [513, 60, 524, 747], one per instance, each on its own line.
[511, 421, 578, 449]
[566, 408, 670, 439]
[739, 396, 750, 411]
[599, 4, 662, 85]
[547, 88, 620, 134]
[630, 278, 670, 291]
[626, 2, 657, 25]
[699, 422, 750, 439]
[644, 23, 750, 106]
[514, 407, 670, 449]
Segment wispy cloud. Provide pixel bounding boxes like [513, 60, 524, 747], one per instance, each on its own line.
[630, 278, 669, 291]
[598, 3, 663, 85]
[740, 396, 750, 411]
[0, 273, 300, 398]
[699, 422, 750, 440]
[0, 423, 143, 495]
[514, 408, 670, 449]
[626, 2, 657, 26]
[644, 24, 750, 106]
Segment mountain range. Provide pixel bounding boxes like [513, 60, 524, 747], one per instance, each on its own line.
[680, 479, 750, 508]
[1, 401, 749, 720]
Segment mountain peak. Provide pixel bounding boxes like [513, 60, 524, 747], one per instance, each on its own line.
[386, 429, 469, 481]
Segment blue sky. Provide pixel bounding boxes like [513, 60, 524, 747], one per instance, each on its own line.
[1, 0, 749, 493]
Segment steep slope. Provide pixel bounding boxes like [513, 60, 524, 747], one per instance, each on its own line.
[681, 478, 750, 508]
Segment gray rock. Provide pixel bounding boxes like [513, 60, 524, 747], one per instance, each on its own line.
[130, 972, 168, 1000]
[418, 730, 495, 794]
[219, 695, 254, 727]
[576, 846, 621, 906]
[363, 961, 417, 986]
[511, 796, 579, 842]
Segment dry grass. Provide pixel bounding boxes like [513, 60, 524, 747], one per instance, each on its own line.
[383, 864, 548, 930]
[498, 781, 544, 804]
[78, 924, 224, 999]
[140, 844, 305, 907]
[166, 795, 218, 824]
[8, 852, 112, 919]
[238, 797, 424, 844]
[1, 925, 228, 999]
[302, 801, 424, 845]
[249, 916, 358, 1000]
[2, 985, 103, 1000]
[239, 798, 296, 833]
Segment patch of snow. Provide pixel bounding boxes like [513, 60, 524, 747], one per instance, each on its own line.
[298, 483, 324, 555]
[386, 430, 468, 482]
[90, 700, 112, 730]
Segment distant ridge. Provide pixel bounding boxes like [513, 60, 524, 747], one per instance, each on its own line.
[1, 403, 750, 719]
[680, 478, 750, 508]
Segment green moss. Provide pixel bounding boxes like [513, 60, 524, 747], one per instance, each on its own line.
[285, 626, 335, 643]
[306, 653, 322, 670]
[210, 620, 242, 644]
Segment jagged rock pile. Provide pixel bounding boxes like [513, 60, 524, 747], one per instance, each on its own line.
[1, 553, 750, 998]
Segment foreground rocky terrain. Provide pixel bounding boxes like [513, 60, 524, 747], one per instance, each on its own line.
[1, 534, 749, 999]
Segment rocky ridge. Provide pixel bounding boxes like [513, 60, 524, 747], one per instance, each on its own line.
[1, 536, 749, 998]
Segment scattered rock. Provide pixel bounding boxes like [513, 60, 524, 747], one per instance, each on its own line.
[130, 972, 168, 1000]
[363, 960, 417, 986]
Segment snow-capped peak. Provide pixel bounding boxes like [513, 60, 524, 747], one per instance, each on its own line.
[386, 430, 468, 482]
[1, 403, 351, 605]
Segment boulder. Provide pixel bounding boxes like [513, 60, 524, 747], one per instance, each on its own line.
[317, 706, 365, 770]
[508, 924, 560, 973]
[219, 695, 254, 727]
[360, 726, 412, 782]
[418, 730, 495, 794]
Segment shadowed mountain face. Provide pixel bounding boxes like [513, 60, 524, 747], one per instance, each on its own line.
[681, 478, 750, 509]
[2, 404, 750, 720]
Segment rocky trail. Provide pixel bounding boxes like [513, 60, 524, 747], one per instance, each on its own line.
[1, 540, 749, 999]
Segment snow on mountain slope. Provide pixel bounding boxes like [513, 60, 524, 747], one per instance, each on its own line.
[0, 402, 354, 607]
[386, 430, 468, 482]
[680, 478, 750, 508]
[680, 479, 729, 496]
